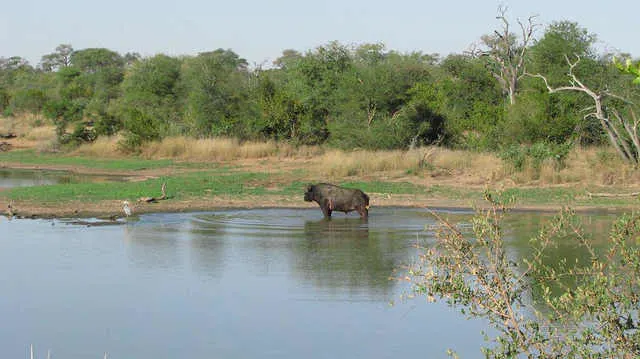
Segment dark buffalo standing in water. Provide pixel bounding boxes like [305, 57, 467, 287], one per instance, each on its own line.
[304, 183, 369, 219]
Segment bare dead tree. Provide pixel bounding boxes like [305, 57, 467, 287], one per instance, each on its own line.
[528, 55, 639, 164]
[472, 6, 539, 105]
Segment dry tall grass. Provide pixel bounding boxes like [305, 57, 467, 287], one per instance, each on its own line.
[73, 136, 325, 161]
[428, 148, 504, 182]
[72, 136, 124, 158]
[25, 126, 56, 141]
[555, 147, 640, 185]
[494, 146, 640, 186]
[0, 115, 56, 150]
[5, 118, 640, 187]
[313, 146, 640, 186]
[315, 147, 504, 182]
[1, 115, 48, 136]
[317, 149, 423, 177]
[139, 137, 324, 161]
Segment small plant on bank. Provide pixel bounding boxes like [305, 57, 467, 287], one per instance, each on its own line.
[406, 192, 640, 358]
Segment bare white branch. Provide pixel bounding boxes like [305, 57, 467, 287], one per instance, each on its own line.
[528, 57, 638, 164]
[482, 7, 538, 105]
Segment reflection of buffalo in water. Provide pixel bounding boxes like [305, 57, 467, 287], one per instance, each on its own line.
[303, 218, 370, 242]
[298, 218, 401, 297]
[304, 183, 369, 219]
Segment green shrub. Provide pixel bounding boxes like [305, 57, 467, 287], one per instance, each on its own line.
[500, 142, 573, 174]
[499, 144, 527, 171]
[527, 142, 553, 170]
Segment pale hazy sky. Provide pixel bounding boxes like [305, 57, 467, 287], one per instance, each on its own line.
[2, 0, 638, 67]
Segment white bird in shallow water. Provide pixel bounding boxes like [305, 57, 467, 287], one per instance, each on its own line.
[7, 200, 15, 218]
[122, 200, 132, 217]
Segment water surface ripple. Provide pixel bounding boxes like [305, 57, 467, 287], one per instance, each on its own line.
[0, 207, 617, 358]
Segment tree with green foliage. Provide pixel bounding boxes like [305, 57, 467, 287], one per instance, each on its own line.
[404, 54, 503, 149]
[0, 56, 54, 116]
[254, 69, 305, 141]
[69, 48, 126, 135]
[6, 70, 52, 115]
[272, 49, 302, 69]
[513, 21, 600, 145]
[0, 88, 8, 114]
[530, 55, 640, 164]
[258, 42, 353, 145]
[40, 47, 126, 144]
[0, 22, 635, 154]
[0, 56, 31, 71]
[116, 54, 182, 149]
[297, 41, 351, 145]
[123, 52, 141, 68]
[39, 44, 73, 72]
[180, 49, 255, 138]
[70, 48, 123, 74]
[328, 44, 435, 149]
[528, 22, 596, 80]
[0, 57, 34, 114]
[43, 66, 90, 142]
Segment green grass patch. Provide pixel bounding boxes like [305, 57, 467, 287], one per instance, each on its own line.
[501, 187, 580, 205]
[427, 185, 481, 200]
[0, 150, 177, 171]
[271, 181, 309, 196]
[1, 171, 272, 203]
[340, 181, 428, 195]
[2, 157, 638, 210]
[423, 185, 639, 208]
[485, 187, 637, 208]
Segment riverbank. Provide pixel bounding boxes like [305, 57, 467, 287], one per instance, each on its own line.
[1, 149, 639, 219]
[0, 194, 477, 219]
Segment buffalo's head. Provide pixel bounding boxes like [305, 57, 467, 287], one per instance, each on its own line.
[304, 185, 314, 202]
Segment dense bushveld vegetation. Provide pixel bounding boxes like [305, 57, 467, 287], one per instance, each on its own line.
[1, 16, 639, 164]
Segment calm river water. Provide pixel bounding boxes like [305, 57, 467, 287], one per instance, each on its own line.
[0, 207, 621, 358]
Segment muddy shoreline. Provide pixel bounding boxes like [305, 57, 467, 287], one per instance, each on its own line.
[0, 194, 631, 221]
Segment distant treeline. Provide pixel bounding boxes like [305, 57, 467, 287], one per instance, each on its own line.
[0, 20, 638, 152]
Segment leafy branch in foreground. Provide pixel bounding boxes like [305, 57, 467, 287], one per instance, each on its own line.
[532, 211, 640, 358]
[406, 191, 640, 358]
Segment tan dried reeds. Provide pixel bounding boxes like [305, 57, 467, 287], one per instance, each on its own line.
[73, 136, 123, 157]
[136, 136, 322, 161]
[315, 147, 505, 181]
[25, 126, 56, 142]
[498, 146, 640, 186]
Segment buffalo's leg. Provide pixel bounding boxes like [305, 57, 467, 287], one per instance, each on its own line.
[357, 206, 368, 219]
[320, 199, 332, 218]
